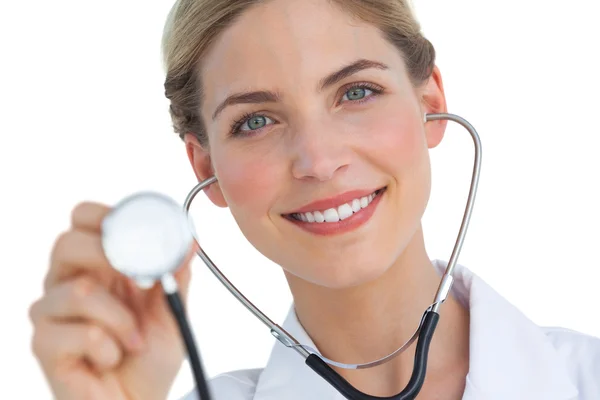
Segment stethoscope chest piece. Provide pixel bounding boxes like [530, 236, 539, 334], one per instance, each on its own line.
[101, 191, 193, 288]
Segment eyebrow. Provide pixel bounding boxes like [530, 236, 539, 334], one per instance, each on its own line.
[211, 58, 389, 120]
[212, 90, 280, 120]
[318, 59, 388, 90]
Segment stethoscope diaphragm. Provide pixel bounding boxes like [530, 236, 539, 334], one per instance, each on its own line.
[101, 191, 193, 288]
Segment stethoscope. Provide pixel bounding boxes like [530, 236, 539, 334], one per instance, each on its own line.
[100, 113, 481, 400]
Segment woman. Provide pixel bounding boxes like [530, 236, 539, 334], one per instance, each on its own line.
[29, 0, 600, 399]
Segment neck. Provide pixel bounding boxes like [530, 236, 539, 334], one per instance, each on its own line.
[285, 227, 470, 397]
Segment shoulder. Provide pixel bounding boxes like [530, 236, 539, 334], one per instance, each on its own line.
[180, 368, 262, 400]
[543, 326, 600, 396]
[543, 326, 600, 367]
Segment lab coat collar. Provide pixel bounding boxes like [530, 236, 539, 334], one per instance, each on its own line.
[253, 260, 579, 400]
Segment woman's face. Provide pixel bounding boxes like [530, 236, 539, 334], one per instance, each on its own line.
[190, 0, 447, 288]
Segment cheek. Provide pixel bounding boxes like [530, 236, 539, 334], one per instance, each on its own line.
[354, 97, 428, 173]
[381, 118, 424, 167]
[211, 145, 282, 220]
[355, 98, 432, 222]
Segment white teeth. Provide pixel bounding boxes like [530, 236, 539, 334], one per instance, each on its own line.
[360, 196, 369, 208]
[323, 208, 339, 222]
[292, 190, 382, 223]
[338, 203, 353, 220]
[313, 210, 325, 223]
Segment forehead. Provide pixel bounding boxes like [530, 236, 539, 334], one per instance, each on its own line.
[200, 0, 404, 108]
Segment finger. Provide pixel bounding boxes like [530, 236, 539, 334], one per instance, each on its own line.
[71, 201, 111, 233]
[32, 321, 122, 373]
[46, 229, 115, 291]
[31, 277, 144, 353]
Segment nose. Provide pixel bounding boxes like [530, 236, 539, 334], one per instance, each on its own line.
[290, 121, 351, 181]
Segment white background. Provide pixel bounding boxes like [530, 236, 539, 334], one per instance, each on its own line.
[1, 0, 599, 398]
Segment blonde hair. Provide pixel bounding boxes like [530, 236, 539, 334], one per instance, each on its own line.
[162, 0, 435, 146]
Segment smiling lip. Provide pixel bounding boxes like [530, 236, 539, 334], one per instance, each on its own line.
[283, 187, 386, 236]
[285, 188, 383, 215]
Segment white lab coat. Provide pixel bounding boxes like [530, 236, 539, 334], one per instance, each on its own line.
[182, 260, 600, 399]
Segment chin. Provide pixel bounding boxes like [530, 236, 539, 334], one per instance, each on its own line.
[279, 214, 420, 290]
[285, 250, 398, 289]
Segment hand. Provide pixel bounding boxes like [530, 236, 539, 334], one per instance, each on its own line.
[29, 201, 194, 400]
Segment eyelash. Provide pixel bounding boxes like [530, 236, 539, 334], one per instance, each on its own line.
[229, 81, 384, 136]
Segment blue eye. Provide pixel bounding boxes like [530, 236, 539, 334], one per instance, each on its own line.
[241, 115, 271, 131]
[230, 83, 383, 137]
[232, 113, 274, 134]
[343, 87, 371, 101]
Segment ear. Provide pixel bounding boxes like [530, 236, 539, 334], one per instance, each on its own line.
[183, 134, 228, 208]
[419, 65, 448, 149]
